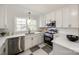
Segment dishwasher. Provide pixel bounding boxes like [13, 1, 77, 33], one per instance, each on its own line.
[8, 36, 25, 55]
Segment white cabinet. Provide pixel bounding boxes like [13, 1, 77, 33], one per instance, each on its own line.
[25, 33, 43, 50]
[33, 36, 39, 46]
[62, 5, 79, 28]
[39, 16, 46, 27]
[39, 5, 79, 28]
[51, 12, 56, 21]
[62, 7, 70, 28]
[45, 15, 50, 24]
[69, 5, 78, 28]
[39, 12, 56, 27]
[25, 36, 32, 50]
[56, 9, 63, 27]
[38, 34, 43, 44]
[0, 6, 5, 28]
[45, 12, 56, 24]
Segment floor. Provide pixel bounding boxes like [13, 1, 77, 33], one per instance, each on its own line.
[19, 43, 53, 55]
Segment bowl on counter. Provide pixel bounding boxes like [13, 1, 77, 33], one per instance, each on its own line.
[67, 35, 79, 42]
[0, 32, 6, 37]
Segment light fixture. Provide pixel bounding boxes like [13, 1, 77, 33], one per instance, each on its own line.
[27, 11, 32, 25]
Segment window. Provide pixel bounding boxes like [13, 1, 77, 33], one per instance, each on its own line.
[16, 18, 26, 31]
[27, 19, 37, 32]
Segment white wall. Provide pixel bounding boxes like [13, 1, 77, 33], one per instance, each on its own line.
[0, 5, 39, 34]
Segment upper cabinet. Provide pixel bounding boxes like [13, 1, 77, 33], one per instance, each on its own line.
[45, 12, 55, 24]
[39, 16, 46, 27]
[62, 5, 79, 28]
[39, 5, 79, 28]
[0, 5, 8, 29]
[39, 11, 56, 27]
[69, 5, 79, 28]
[62, 7, 70, 28]
[56, 9, 63, 27]
[0, 6, 6, 28]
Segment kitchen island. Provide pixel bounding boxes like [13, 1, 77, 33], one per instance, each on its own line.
[50, 33, 79, 55]
[0, 32, 43, 55]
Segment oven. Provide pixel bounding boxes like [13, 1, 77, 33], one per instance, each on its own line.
[44, 32, 53, 47]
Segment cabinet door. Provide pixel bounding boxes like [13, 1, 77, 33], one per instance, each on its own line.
[62, 7, 70, 28]
[32, 36, 39, 46]
[45, 15, 50, 24]
[25, 36, 32, 50]
[51, 12, 56, 21]
[69, 5, 78, 28]
[56, 9, 63, 27]
[39, 16, 46, 27]
[0, 6, 5, 28]
[45, 12, 55, 24]
[38, 35, 44, 44]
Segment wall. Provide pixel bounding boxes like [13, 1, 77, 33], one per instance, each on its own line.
[0, 5, 39, 34]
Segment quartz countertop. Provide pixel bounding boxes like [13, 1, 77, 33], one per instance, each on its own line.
[52, 33, 79, 53]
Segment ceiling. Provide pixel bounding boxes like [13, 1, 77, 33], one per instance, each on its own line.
[1, 4, 69, 18]
[16, 4, 68, 15]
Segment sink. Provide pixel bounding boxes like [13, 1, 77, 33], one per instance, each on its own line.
[25, 33, 34, 35]
[25, 32, 41, 35]
[67, 35, 79, 42]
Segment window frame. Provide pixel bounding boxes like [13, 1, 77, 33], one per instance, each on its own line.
[15, 17, 27, 32]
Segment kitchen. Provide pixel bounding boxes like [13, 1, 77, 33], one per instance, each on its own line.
[0, 4, 79, 55]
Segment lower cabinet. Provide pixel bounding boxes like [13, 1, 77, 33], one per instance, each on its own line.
[25, 37, 33, 50]
[25, 34, 43, 50]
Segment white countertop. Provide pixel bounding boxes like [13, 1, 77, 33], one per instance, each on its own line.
[52, 33, 79, 53]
